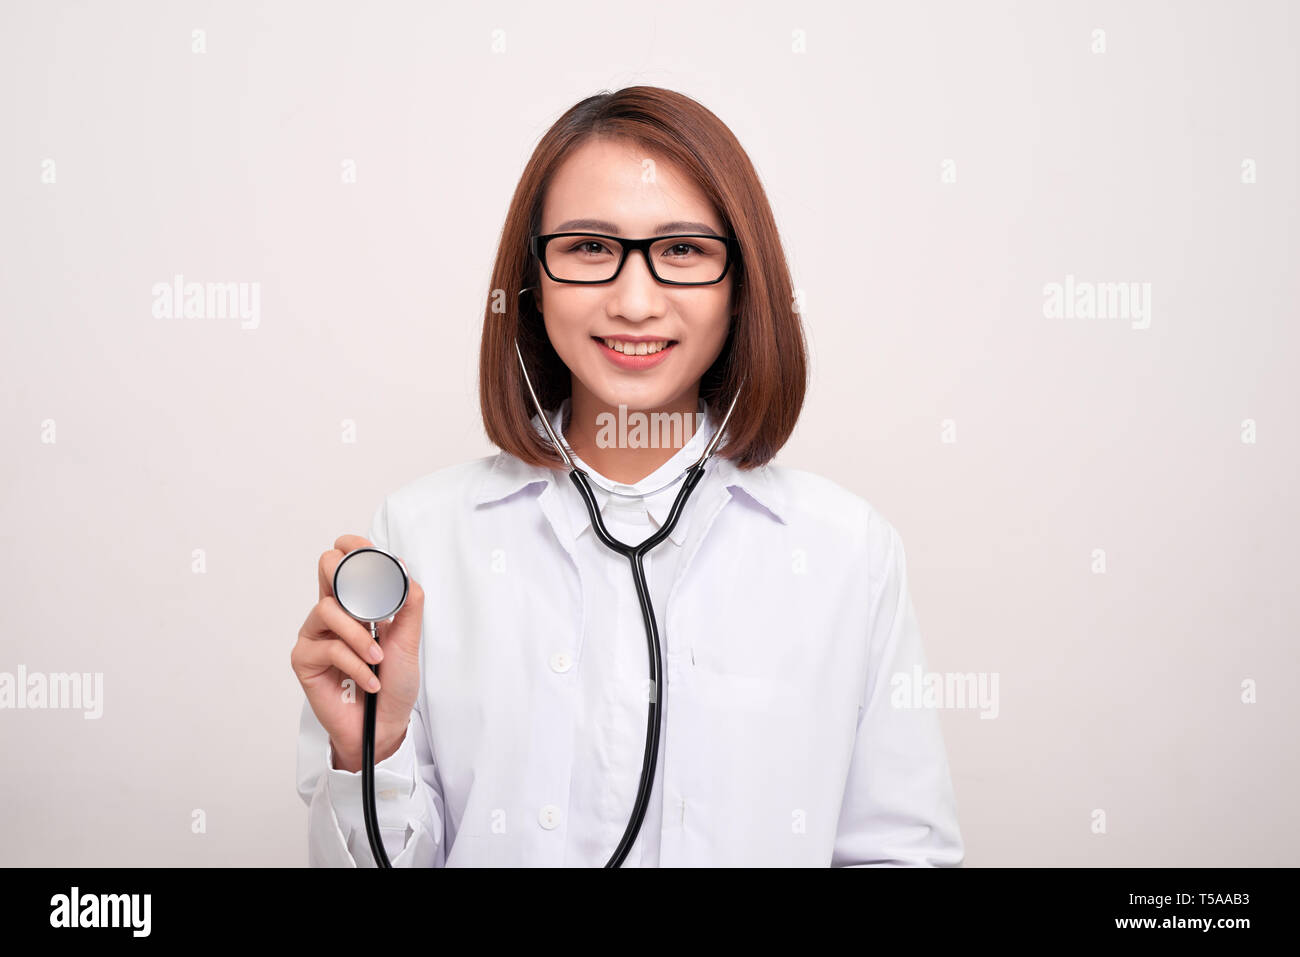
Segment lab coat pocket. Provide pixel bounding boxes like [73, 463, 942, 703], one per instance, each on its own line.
[675, 660, 857, 789]
[685, 667, 799, 717]
[672, 664, 801, 795]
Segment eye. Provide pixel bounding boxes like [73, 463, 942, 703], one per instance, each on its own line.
[569, 240, 612, 256]
[663, 242, 702, 258]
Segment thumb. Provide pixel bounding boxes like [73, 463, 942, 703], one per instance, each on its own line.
[378, 576, 424, 662]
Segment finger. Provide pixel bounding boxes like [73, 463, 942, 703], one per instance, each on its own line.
[327, 641, 382, 694]
[318, 534, 375, 601]
[301, 596, 385, 667]
[292, 634, 381, 693]
[318, 549, 342, 602]
[334, 533, 374, 555]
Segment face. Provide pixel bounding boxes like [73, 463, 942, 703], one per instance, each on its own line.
[534, 137, 737, 416]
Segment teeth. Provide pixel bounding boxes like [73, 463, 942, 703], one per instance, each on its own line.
[602, 338, 671, 355]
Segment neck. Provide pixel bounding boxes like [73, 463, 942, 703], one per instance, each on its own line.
[564, 384, 704, 485]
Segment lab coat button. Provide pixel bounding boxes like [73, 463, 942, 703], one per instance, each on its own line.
[550, 652, 572, 673]
[539, 804, 561, 829]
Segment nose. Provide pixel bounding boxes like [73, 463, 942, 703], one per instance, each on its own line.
[609, 246, 665, 317]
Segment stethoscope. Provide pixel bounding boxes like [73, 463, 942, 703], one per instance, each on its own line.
[332, 290, 742, 868]
[330, 544, 409, 869]
[512, 337, 743, 868]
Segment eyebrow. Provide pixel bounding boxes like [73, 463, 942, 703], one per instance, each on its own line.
[551, 218, 724, 237]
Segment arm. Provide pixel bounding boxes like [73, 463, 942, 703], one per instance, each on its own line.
[293, 496, 447, 867]
[831, 510, 965, 867]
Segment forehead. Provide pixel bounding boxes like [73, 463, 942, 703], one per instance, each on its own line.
[541, 137, 722, 235]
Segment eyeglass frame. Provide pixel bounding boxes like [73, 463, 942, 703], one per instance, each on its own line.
[529, 232, 741, 286]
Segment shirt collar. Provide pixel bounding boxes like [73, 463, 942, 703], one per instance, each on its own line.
[472, 397, 787, 544]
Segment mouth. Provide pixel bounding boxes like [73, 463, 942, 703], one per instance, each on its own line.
[591, 336, 678, 356]
[591, 336, 678, 369]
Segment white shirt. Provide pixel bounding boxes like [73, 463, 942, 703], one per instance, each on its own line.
[296, 398, 965, 867]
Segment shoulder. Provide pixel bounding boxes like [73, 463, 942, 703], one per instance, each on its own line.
[381, 453, 503, 522]
[757, 463, 902, 565]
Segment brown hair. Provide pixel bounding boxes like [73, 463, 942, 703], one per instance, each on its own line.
[478, 86, 807, 470]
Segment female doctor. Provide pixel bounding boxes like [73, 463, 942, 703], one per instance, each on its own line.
[292, 86, 965, 867]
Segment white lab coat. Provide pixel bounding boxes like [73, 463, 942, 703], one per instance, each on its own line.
[296, 398, 965, 867]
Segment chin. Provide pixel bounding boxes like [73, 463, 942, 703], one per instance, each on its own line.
[584, 371, 685, 412]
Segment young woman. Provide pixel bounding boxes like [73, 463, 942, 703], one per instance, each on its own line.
[293, 87, 964, 867]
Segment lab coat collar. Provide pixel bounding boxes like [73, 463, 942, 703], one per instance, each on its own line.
[472, 398, 787, 545]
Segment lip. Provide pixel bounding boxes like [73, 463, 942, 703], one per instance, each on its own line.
[592, 335, 676, 370]
[597, 334, 677, 343]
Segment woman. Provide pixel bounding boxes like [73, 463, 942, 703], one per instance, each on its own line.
[293, 87, 965, 867]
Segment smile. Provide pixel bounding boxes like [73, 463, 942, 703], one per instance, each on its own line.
[591, 336, 678, 369]
[597, 338, 674, 355]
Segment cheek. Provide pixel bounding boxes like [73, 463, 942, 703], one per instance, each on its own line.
[542, 311, 587, 361]
[688, 302, 733, 355]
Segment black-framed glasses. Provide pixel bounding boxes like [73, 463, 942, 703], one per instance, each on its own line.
[530, 232, 740, 286]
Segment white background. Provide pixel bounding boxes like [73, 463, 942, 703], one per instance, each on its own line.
[1, 0, 1296, 865]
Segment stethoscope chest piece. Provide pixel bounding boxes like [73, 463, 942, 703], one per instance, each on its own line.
[333, 547, 409, 623]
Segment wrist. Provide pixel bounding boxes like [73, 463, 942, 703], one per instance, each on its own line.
[330, 729, 407, 773]
[329, 739, 362, 773]
[374, 726, 408, 765]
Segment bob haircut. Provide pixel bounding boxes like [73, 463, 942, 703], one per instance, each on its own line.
[479, 85, 807, 471]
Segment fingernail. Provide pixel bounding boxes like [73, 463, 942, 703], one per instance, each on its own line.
[369, 643, 383, 662]
[368, 676, 381, 692]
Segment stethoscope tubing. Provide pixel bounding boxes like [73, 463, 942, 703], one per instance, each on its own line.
[361, 619, 392, 868]
[568, 462, 708, 867]
[510, 328, 740, 867]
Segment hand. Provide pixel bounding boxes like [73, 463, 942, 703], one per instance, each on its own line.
[291, 535, 425, 771]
